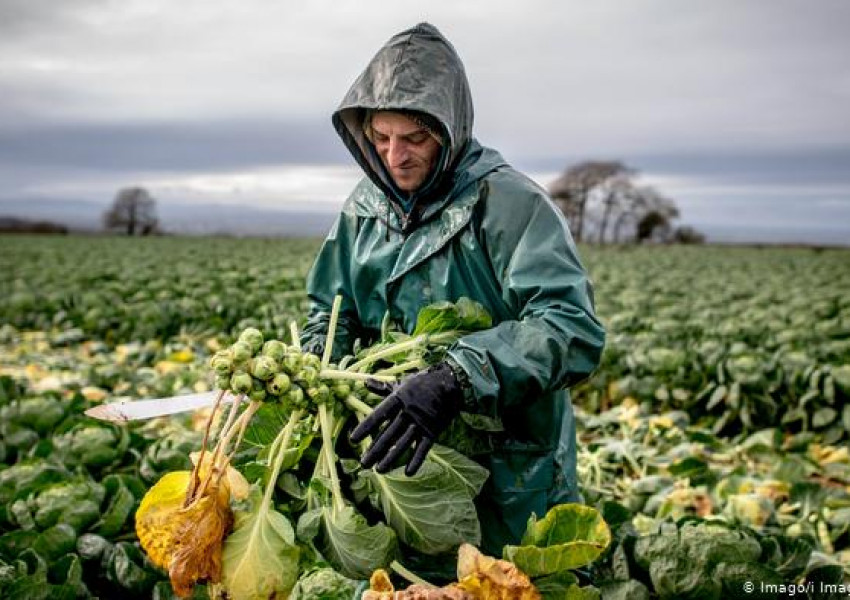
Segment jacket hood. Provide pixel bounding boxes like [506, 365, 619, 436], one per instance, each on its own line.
[332, 23, 478, 208]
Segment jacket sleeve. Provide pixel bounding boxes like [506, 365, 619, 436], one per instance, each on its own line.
[445, 175, 605, 418]
[302, 208, 364, 361]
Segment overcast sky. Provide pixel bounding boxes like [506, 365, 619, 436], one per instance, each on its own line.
[1, 0, 849, 242]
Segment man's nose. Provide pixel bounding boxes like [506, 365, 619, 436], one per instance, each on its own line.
[387, 138, 409, 167]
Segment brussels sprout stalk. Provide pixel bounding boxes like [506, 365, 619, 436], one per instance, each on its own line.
[262, 408, 305, 511]
[321, 295, 343, 370]
[188, 388, 227, 505]
[319, 369, 395, 383]
[318, 404, 345, 515]
[376, 358, 428, 376]
[346, 331, 458, 373]
[343, 395, 374, 418]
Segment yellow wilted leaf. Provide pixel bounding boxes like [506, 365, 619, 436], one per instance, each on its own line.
[169, 484, 233, 597]
[455, 544, 540, 600]
[370, 569, 394, 593]
[136, 470, 234, 597]
[136, 471, 192, 569]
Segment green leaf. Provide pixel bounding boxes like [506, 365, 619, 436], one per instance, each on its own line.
[31, 524, 76, 562]
[75, 533, 112, 563]
[534, 571, 603, 600]
[0, 462, 68, 506]
[360, 460, 481, 554]
[93, 474, 136, 538]
[598, 580, 651, 600]
[426, 444, 489, 498]
[221, 488, 300, 599]
[412, 297, 492, 336]
[0, 530, 38, 562]
[311, 505, 397, 579]
[102, 542, 159, 595]
[51, 423, 129, 470]
[812, 407, 837, 429]
[30, 480, 104, 533]
[503, 504, 611, 577]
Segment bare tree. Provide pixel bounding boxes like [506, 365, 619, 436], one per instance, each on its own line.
[548, 161, 632, 242]
[104, 187, 159, 236]
[611, 185, 677, 243]
[635, 192, 680, 243]
[595, 174, 635, 244]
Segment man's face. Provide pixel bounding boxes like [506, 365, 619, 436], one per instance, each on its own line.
[370, 112, 442, 193]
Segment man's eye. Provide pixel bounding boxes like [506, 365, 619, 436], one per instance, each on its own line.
[407, 132, 429, 144]
[374, 134, 389, 143]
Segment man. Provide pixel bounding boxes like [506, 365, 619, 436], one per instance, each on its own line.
[301, 22, 605, 556]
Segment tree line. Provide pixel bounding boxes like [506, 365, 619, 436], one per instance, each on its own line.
[548, 160, 704, 244]
[102, 161, 704, 243]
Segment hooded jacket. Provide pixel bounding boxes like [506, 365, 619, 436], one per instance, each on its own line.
[303, 22, 605, 557]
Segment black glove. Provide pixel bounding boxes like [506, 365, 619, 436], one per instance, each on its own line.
[350, 362, 463, 476]
[301, 337, 325, 359]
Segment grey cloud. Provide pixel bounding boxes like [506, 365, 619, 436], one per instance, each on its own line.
[0, 0, 101, 36]
[0, 118, 347, 171]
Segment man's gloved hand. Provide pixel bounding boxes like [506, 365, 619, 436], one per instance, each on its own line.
[301, 337, 325, 359]
[350, 362, 463, 476]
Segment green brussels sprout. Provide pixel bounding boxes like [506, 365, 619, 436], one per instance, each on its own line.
[290, 567, 359, 600]
[238, 327, 264, 353]
[210, 350, 234, 375]
[214, 374, 231, 390]
[333, 383, 351, 399]
[297, 365, 318, 387]
[250, 356, 278, 381]
[288, 387, 306, 408]
[249, 388, 267, 403]
[231, 341, 253, 363]
[303, 353, 322, 368]
[307, 384, 331, 405]
[261, 340, 287, 362]
[267, 373, 291, 396]
[230, 371, 253, 394]
[283, 353, 302, 374]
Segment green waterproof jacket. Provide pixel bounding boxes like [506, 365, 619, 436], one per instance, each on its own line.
[303, 23, 605, 557]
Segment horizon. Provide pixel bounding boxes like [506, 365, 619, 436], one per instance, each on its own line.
[1, 2, 849, 245]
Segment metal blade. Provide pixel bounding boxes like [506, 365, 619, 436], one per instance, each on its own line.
[85, 391, 235, 422]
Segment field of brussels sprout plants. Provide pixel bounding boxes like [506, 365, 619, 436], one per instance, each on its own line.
[1, 234, 849, 599]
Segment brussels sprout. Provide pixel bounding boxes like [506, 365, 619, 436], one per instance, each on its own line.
[231, 341, 253, 363]
[214, 374, 231, 390]
[307, 384, 331, 405]
[230, 371, 253, 394]
[261, 340, 287, 362]
[297, 365, 318, 387]
[267, 373, 291, 396]
[238, 327, 264, 353]
[333, 383, 351, 399]
[210, 350, 234, 375]
[282, 352, 302, 374]
[290, 567, 359, 600]
[249, 388, 267, 403]
[303, 353, 322, 368]
[289, 387, 306, 408]
[250, 356, 278, 381]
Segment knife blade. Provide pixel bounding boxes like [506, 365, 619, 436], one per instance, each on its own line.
[85, 391, 236, 422]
